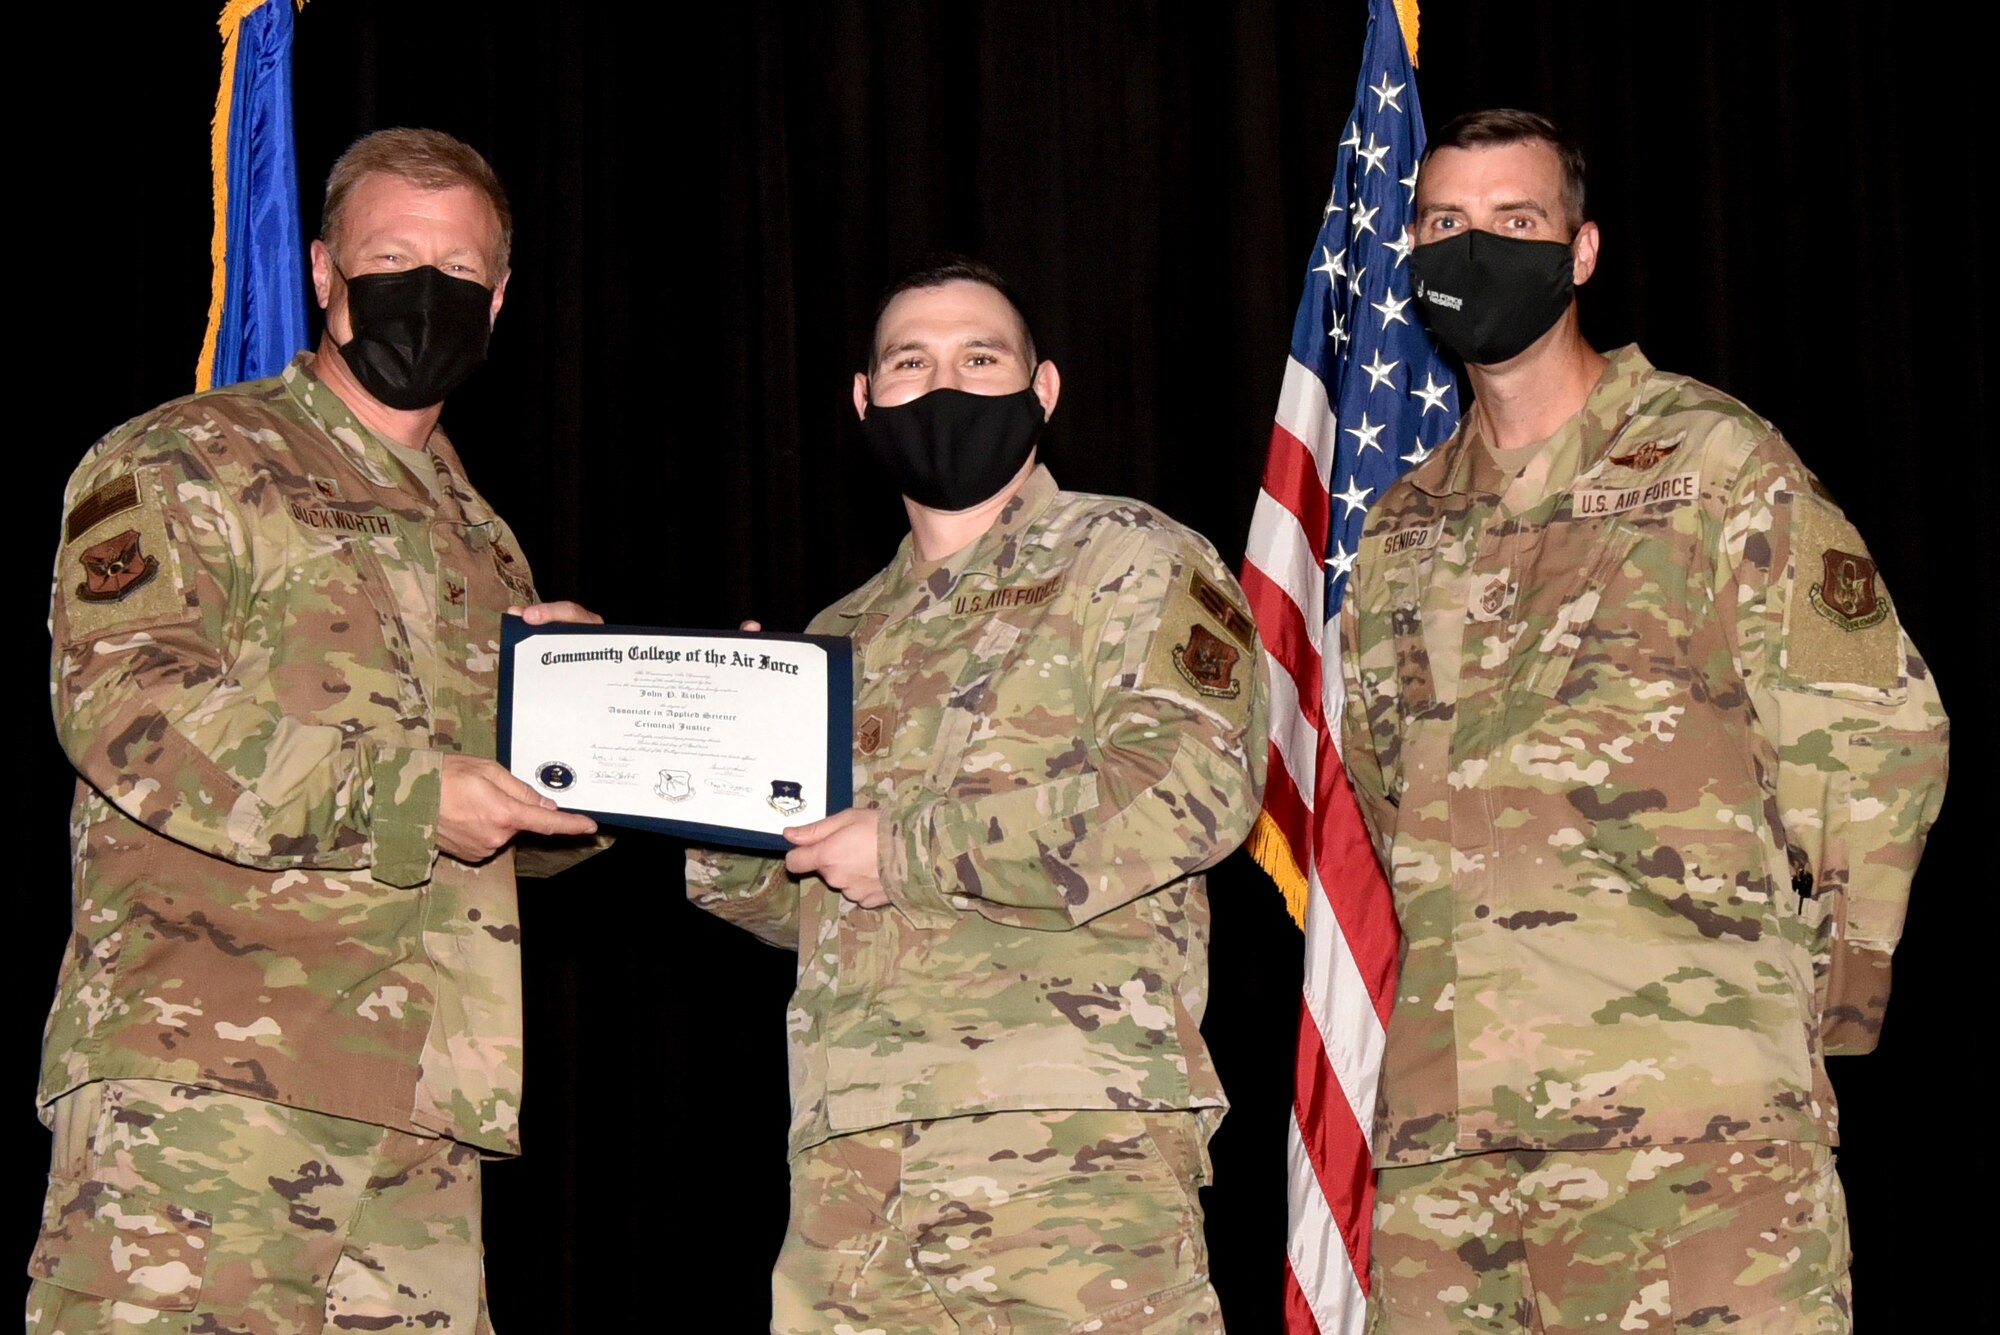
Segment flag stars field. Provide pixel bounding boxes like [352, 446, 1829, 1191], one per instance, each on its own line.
[1237, 2, 1460, 1330]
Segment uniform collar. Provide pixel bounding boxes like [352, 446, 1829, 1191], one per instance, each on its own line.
[280, 352, 490, 522]
[1412, 344, 1654, 506]
[836, 464, 1061, 622]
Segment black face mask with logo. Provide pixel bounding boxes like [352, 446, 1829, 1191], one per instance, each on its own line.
[335, 265, 493, 410]
[1409, 231, 1575, 366]
[859, 385, 1047, 512]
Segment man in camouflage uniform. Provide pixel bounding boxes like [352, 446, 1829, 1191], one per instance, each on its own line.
[29, 129, 602, 1335]
[1341, 110, 1949, 1333]
[687, 257, 1267, 1332]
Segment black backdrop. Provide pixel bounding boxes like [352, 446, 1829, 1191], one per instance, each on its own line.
[14, 3, 1988, 1331]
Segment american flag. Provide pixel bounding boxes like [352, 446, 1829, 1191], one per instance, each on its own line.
[1238, 2, 1459, 1330]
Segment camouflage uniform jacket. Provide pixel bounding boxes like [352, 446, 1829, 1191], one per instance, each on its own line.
[46, 353, 547, 1154]
[1339, 346, 1948, 1167]
[687, 466, 1268, 1156]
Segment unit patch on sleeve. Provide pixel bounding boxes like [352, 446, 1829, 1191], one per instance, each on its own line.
[1173, 623, 1243, 698]
[58, 466, 190, 643]
[75, 530, 157, 602]
[1808, 549, 1888, 631]
[1783, 501, 1901, 689]
[1141, 561, 1256, 719]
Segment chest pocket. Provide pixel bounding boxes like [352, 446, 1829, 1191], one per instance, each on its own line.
[283, 507, 428, 723]
[926, 618, 1024, 791]
[1517, 518, 1643, 698]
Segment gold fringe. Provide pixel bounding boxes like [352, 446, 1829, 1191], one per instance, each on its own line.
[1246, 810, 1311, 931]
[1394, 0, 1422, 66]
[197, 2, 308, 390]
[196, 1, 267, 391]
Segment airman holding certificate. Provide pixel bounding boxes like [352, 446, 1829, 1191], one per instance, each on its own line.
[686, 255, 1268, 1331]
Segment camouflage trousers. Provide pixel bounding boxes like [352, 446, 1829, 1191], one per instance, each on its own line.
[774, 1109, 1224, 1333]
[25, 1079, 492, 1335]
[1367, 1140, 1852, 1334]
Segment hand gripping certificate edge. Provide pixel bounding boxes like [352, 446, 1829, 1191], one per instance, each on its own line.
[497, 615, 854, 852]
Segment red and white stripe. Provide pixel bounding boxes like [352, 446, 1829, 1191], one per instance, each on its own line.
[1244, 356, 1401, 1335]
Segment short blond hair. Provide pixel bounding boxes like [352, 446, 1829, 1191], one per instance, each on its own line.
[321, 128, 513, 272]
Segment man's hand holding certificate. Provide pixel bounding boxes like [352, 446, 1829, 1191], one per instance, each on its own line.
[498, 616, 853, 851]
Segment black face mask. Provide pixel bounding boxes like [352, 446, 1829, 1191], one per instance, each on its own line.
[1409, 231, 1575, 366]
[335, 265, 493, 410]
[859, 385, 1047, 512]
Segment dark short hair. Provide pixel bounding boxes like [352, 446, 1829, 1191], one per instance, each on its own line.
[322, 128, 513, 273]
[1423, 109, 1587, 233]
[866, 253, 1039, 372]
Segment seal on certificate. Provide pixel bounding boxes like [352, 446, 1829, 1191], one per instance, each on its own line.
[767, 779, 806, 815]
[535, 761, 577, 792]
[656, 769, 694, 801]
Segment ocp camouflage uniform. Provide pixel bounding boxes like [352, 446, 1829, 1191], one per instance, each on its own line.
[31, 353, 583, 1333]
[687, 466, 1268, 1331]
[1340, 346, 1948, 1332]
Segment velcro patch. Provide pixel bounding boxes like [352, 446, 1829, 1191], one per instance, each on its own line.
[1188, 571, 1255, 649]
[1173, 624, 1244, 698]
[1379, 519, 1444, 557]
[287, 497, 395, 536]
[64, 474, 139, 543]
[1783, 500, 1900, 689]
[1142, 567, 1254, 721]
[951, 573, 1064, 616]
[59, 467, 187, 642]
[74, 529, 158, 602]
[1569, 471, 1699, 518]
[1808, 549, 1888, 631]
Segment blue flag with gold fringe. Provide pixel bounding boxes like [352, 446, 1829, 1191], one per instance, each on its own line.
[197, 0, 308, 390]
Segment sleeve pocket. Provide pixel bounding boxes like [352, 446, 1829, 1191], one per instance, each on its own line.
[29, 1175, 211, 1312]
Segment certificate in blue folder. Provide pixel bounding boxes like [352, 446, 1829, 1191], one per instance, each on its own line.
[497, 616, 853, 852]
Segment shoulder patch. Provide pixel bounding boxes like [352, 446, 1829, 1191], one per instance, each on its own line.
[74, 530, 158, 602]
[1808, 549, 1889, 631]
[1140, 562, 1256, 721]
[1172, 624, 1244, 698]
[1783, 501, 1900, 689]
[58, 466, 189, 642]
